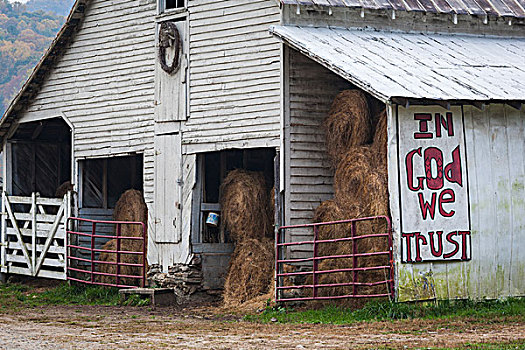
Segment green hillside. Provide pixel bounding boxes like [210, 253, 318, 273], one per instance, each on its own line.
[0, 0, 73, 116]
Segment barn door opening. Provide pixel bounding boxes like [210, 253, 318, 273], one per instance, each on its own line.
[192, 148, 276, 290]
[74, 155, 144, 266]
[1, 117, 72, 279]
[7, 118, 72, 198]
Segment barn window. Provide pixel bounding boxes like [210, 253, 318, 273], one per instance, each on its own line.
[193, 148, 276, 245]
[160, 0, 185, 12]
[80, 155, 143, 210]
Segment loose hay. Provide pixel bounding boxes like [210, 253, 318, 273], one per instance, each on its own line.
[98, 189, 148, 286]
[223, 238, 274, 306]
[220, 169, 271, 243]
[55, 181, 73, 198]
[325, 90, 372, 165]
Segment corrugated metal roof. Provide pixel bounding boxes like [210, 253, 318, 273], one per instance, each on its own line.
[270, 25, 525, 102]
[279, 0, 525, 19]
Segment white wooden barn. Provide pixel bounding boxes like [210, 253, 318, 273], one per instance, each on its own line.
[0, 0, 524, 301]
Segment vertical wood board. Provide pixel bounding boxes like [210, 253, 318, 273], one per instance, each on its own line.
[154, 133, 182, 243]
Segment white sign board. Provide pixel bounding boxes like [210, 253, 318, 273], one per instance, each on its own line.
[397, 106, 471, 263]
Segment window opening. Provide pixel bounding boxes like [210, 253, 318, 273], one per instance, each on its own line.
[198, 148, 275, 244]
[80, 155, 143, 210]
[163, 0, 185, 11]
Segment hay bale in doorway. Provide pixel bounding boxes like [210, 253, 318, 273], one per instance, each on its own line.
[333, 146, 375, 207]
[98, 189, 148, 286]
[325, 90, 372, 165]
[220, 169, 271, 243]
[97, 238, 145, 287]
[223, 237, 274, 306]
[113, 189, 148, 239]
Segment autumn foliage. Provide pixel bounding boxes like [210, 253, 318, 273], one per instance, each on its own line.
[0, 0, 73, 115]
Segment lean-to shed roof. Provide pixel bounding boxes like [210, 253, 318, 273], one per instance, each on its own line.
[0, 0, 89, 143]
[279, 0, 525, 19]
[270, 25, 525, 103]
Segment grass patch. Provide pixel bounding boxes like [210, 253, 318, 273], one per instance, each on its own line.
[440, 340, 525, 349]
[0, 282, 149, 308]
[245, 297, 525, 324]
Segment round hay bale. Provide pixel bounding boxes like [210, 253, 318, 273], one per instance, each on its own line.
[98, 239, 144, 287]
[113, 189, 148, 238]
[223, 238, 274, 306]
[325, 90, 372, 165]
[220, 169, 271, 243]
[55, 181, 73, 198]
[362, 170, 389, 217]
[333, 145, 375, 207]
[114, 189, 148, 264]
[317, 255, 389, 308]
[372, 110, 387, 172]
[313, 199, 364, 258]
[97, 189, 148, 287]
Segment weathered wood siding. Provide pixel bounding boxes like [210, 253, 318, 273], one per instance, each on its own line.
[393, 104, 525, 301]
[19, 0, 157, 205]
[284, 49, 351, 245]
[152, 153, 195, 268]
[183, 0, 281, 153]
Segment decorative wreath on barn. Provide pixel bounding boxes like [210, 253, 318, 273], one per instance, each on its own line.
[158, 21, 181, 75]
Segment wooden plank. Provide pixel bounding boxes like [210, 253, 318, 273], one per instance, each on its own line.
[155, 20, 187, 122]
[35, 197, 65, 206]
[503, 105, 525, 295]
[8, 242, 65, 255]
[35, 201, 65, 275]
[7, 255, 64, 268]
[154, 133, 182, 243]
[14, 213, 58, 223]
[1, 191, 7, 273]
[6, 196, 32, 204]
[7, 266, 66, 280]
[4, 194, 32, 271]
[31, 193, 36, 274]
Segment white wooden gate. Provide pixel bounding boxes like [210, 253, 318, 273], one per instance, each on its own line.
[1, 192, 71, 280]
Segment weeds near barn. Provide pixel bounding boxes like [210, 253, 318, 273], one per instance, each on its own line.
[245, 297, 525, 324]
[0, 282, 149, 310]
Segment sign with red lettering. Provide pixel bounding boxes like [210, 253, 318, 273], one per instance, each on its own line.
[397, 106, 471, 262]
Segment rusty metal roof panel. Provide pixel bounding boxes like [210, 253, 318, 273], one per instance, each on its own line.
[270, 25, 525, 102]
[280, 0, 525, 17]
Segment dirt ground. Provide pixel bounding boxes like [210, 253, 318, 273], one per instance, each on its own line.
[0, 304, 523, 350]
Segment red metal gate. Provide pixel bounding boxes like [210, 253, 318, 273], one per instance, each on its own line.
[66, 217, 146, 288]
[276, 216, 393, 302]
